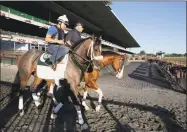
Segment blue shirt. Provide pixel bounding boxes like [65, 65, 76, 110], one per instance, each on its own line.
[46, 25, 65, 41]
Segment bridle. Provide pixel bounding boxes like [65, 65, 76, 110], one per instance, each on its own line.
[70, 38, 97, 64]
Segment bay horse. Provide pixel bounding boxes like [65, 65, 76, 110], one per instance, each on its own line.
[17, 36, 103, 129]
[82, 51, 128, 111]
[49, 51, 127, 114]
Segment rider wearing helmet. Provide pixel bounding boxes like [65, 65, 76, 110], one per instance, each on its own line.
[65, 22, 84, 48]
[45, 15, 69, 69]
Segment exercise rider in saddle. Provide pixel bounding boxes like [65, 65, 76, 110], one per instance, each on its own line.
[65, 22, 84, 48]
[45, 15, 69, 70]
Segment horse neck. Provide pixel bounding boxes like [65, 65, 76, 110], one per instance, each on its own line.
[73, 39, 90, 62]
[101, 55, 118, 68]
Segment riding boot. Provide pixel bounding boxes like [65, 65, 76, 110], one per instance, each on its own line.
[45, 58, 53, 65]
[45, 59, 57, 71]
[52, 64, 57, 71]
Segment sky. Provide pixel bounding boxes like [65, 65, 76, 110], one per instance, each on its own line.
[110, 2, 186, 54]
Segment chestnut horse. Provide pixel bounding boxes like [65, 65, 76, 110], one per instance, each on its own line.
[82, 51, 128, 111]
[17, 36, 103, 129]
[48, 51, 127, 114]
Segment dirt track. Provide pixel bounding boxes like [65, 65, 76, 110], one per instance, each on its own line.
[0, 62, 186, 132]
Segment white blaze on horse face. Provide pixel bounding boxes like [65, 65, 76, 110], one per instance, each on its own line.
[116, 62, 125, 79]
[87, 40, 94, 60]
[93, 43, 103, 60]
[18, 96, 23, 110]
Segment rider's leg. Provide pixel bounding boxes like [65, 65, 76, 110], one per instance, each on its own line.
[48, 45, 69, 64]
[47, 44, 59, 64]
[53, 45, 69, 62]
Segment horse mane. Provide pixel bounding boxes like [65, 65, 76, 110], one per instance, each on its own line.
[101, 50, 121, 56]
[72, 37, 93, 51]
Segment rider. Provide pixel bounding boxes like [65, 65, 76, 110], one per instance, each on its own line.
[45, 15, 69, 69]
[65, 21, 84, 48]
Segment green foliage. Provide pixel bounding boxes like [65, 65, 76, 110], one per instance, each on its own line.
[164, 53, 185, 57]
[139, 50, 146, 55]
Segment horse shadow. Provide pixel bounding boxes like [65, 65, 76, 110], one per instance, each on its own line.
[0, 81, 32, 130]
[0, 79, 48, 130]
[42, 79, 90, 132]
[128, 62, 186, 94]
[86, 96, 185, 132]
[85, 94, 135, 132]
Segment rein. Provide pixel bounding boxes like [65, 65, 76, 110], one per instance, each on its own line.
[69, 38, 95, 80]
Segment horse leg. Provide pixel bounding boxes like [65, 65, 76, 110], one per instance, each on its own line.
[47, 81, 55, 98]
[70, 82, 88, 130]
[30, 76, 43, 110]
[94, 88, 103, 112]
[81, 86, 90, 110]
[48, 82, 62, 119]
[90, 81, 103, 112]
[19, 78, 29, 116]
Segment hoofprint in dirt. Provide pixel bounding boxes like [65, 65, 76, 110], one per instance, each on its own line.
[0, 62, 186, 132]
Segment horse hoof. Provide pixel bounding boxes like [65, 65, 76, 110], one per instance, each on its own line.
[35, 108, 39, 114]
[37, 92, 41, 96]
[95, 105, 101, 112]
[19, 110, 24, 116]
[81, 123, 88, 130]
[85, 106, 90, 111]
[37, 104, 43, 110]
[50, 113, 57, 119]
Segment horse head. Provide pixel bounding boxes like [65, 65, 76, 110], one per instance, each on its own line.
[72, 35, 103, 65]
[115, 53, 128, 79]
[91, 35, 103, 60]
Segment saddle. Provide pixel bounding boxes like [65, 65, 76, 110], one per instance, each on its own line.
[38, 51, 66, 71]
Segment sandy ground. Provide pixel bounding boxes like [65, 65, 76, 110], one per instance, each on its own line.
[0, 62, 186, 132]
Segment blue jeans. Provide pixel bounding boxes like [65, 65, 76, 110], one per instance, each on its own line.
[48, 44, 69, 64]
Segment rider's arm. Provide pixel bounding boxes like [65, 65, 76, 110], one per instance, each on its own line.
[45, 26, 64, 44]
[45, 34, 60, 44]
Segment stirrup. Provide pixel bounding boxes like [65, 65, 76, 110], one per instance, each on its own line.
[52, 64, 57, 71]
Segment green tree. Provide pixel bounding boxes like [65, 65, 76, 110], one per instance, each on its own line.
[139, 50, 146, 55]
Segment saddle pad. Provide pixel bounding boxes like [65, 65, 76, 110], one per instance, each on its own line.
[38, 53, 66, 66]
[36, 54, 69, 80]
